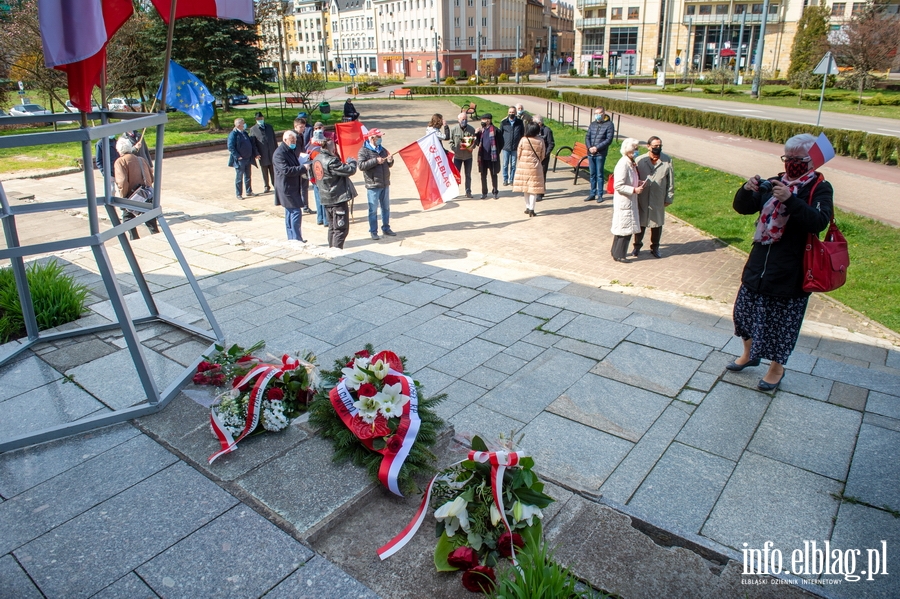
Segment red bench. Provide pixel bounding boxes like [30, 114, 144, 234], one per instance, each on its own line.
[389, 89, 413, 99]
[553, 142, 590, 184]
[285, 97, 303, 106]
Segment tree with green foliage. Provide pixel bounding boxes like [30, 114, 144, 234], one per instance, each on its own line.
[106, 5, 160, 106]
[0, 0, 68, 109]
[831, 0, 900, 108]
[787, 5, 830, 88]
[146, 14, 268, 129]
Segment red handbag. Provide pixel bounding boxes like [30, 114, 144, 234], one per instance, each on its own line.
[803, 175, 849, 293]
[606, 174, 614, 195]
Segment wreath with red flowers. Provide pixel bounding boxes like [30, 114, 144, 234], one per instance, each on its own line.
[308, 344, 447, 495]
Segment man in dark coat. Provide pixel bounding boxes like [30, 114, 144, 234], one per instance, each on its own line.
[499, 106, 524, 185]
[534, 115, 555, 201]
[249, 111, 277, 193]
[474, 113, 504, 200]
[95, 135, 119, 197]
[585, 106, 615, 203]
[343, 98, 360, 121]
[311, 137, 358, 249]
[227, 118, 258, 199]
[273, 131, 311, 242]
[292, 116, 314, 213]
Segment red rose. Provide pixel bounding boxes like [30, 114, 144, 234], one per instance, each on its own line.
[266, 387, 284, 400]
[371, 350, 403, 373]
[447, 546, 478, 570]
[192, 372, 207, 385]
[357, 383, 377, 398]
[232, 377, 250, 392]
[355, 349, 371, 358]
[197, 361, 216, 373]
[346, 360, 355, 368]
[497, 532, 525, 558]
[386, 435, 404, 454]
[351, 414, 390, 439]
[210, 374, 226, 386]
[237, 355, 254, 363]
[461, 566, 496, 593]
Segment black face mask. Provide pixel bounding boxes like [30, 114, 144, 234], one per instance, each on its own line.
[481, 122, 489, 128]
[650, 147, 662, 156]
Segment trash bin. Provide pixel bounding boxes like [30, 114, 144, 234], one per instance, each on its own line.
[318, 101, 331, 115]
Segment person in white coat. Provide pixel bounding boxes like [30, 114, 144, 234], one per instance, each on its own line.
[611, 138, 645, 262]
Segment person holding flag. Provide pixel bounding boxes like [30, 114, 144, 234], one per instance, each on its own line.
[358, 128, 396, 240]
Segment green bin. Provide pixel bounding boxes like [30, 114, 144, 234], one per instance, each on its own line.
[318, 101, 331, 115]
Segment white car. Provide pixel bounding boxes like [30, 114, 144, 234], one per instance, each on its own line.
[108, 97, 143, 111]
[9, 103, 52, 118]
[65, 100, 100, 113]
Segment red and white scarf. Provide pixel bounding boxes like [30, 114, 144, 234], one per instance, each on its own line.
[752, 171, 817, 245]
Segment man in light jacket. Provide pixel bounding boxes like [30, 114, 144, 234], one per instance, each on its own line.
[449, 112, 476, 199]
[633, 136, 674, 258]
[357, 128, 395, 240]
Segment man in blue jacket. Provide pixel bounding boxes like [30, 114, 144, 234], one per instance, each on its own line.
[227, 118, 258, 200]
[585, 107, 615, 202]
[500, 106, 524, 186]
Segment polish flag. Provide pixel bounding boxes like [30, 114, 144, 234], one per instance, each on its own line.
[150, 0, 254, 24]
[335, 120, 366, 162]
[808, 132, 836, 170]
[39, 0, 134, 112]
[398, 132, 459, 210]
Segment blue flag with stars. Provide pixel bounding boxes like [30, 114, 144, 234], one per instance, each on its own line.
[156, 61, 215, 127]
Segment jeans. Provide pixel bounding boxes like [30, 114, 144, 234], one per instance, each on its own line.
[501, 149, 517, 183]
[367, 187, 390, 233]
[326, 202, 350, 248]
[313, 184, 328, 225]
[234, 163, 252, 197]
[285, 207, 303, 241]
[588, 153, 607, 198]
[454, 157, 472, 194]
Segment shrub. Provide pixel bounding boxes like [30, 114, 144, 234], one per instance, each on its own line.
[658, 84, 689, 93]
[701, 86, 738, 95]
[760, 87, 798, 97]
[863, 134, 885, 162]
[443, 76, 457, 85]
[846, 130, 866, 158]
[0, 259, 89, 343]
[569, 68, 577, 76]
[877, 136, 898, 165]
[587, 68, 593, 77]
[597, 68, 607, 77]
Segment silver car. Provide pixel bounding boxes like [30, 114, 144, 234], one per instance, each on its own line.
[8, 103, 53, 125]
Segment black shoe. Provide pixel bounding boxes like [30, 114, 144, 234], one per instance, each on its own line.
[725, 357, 761, 372]
[235, 195, 243, 200]
[524, 208, 530, 214]
[264, 187, 271, 193]
[758, 372, 785, 391]
[529, 210, 536, 217]
[481, 194, 487, 199]
[303, 208, 315, 214]
[503, 181, 509, 186]
[651, 249, 662, 258]
[371, 233, 380, 240]
[585, 195, 596, 202]
[596, 197, 605, 203]
[298, 238, 306, 243]
[631, 249, 640, 258]
[246, 191, 255, 197]
[382, 228, 397, 237]
[493, 192, 499, 199]
[466, 192, 473, 199]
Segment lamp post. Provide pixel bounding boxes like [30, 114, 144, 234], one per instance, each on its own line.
[433, 28, 441, 87]
[515, 25, 520, 84]
[547, 25, 553, 82]
[750, 0, 770, 98]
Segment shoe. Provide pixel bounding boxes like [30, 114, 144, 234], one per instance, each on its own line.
[493, 192, 499, 199]
[245, 191, 255, 197]
[503, 180, 509, 186]
[264, 187, 271, 193]
[615, 257, 629, 263]
[466, 192, 473, 199]
[382, 228, 397, 236]
[725, 357, 761, 372]
[298, 238, 306, 243]
[585, 195, 596, 202]
[303, 208, 315, 214]
[529, 210, 536, 217]
[758, 372, 785, 392]
[631, 249, 640, 258]
[596, 197, 605, 203]
[651, 249, 662, 258]
[524, 208, 530, 215]
[371, 233, 380, 240]
[481, 194, 487, 199]
[235, 195, 243, 200]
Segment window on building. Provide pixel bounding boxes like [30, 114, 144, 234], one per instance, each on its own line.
[611, 6, 622, 19]
[751, 3, 762, 13]
[686, 4, 696, 14]
[734, 3, 746, 13]
[769, 3, 779, 13]
[608, 26, 638, 51]
[468, 16, 473, 25]
[454, 16, 460, 26]
[700, 4, 712, 14]
[627, 6, 639, 18]
[715, 4, 727, 14]
[468, 35, 474, 45]
[851, 1, 865, 13]
[482, 17, 487, 25]
[455, 36, 461, 47]
[831, 2, 846, 15]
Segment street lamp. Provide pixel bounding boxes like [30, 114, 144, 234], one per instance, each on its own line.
[431, 27, 441, 87]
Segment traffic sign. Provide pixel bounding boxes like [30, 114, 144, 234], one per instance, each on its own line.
[619, 54, 637, 75]
[349, 62, 356, 69]
[435, 61, 442, 72]
[675, 57, 681, 66]
[813, 52, 839, 76]
[306, 63, 312, 73]
[557, 57, 563, 65]
[17, 80, 23, 90]
[349, 67, 357, 77]
[566, 56, 573, 63]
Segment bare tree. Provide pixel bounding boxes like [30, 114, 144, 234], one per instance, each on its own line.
[106, 7, 160, 107]
[706, 67, 734, 96]
[830, 0, 900, 108]
[283, 73, 326, 115]
[0, 0, 68, 109]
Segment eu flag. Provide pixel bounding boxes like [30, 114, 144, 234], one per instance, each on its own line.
[156, 60, 214, 126]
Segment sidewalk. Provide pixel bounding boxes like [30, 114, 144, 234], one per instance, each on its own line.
[1, 98, 898, 598]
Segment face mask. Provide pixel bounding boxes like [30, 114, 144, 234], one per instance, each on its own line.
[376, 141, 382, 149]
[289, 143, 297, 149]
[481, 122, 489, 128]
[508, 114, 515, 120]
[650, 147, 662, 156]
[460, 120, 467, 127]
[517, 110, 523, 116]
[109, 135, 116, 140]
[594, 114, 602, 122]
[257, 120, 264, 126]
[784, 158, 810, 180]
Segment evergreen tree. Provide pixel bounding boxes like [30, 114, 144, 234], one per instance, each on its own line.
[787, 4, 830, 88]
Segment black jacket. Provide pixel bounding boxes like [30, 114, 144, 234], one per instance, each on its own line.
[249, 122, 277, 165]
[357, 143, 394, 189]
[311, 148, 357, 206]
[475, 125, 504, 164]
[733, 174, 833, 298]
[585, 116, 614, 156]
[273, 143, 307, 210]
[500, 117, 524, 152]
[537, 124, 555, 157]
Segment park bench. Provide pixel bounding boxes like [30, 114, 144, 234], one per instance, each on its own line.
[464, 102, 478, 119]
[389, 89, 413, 99]
[285, 97, 303, 107]
[553, 142, 590, 184]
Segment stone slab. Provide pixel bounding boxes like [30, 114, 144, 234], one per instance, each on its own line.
[552, 337, 611, 361]
[812, 357, 900, 397]
[477, 313, 544, 347]
[235, 435, 373, 537]
[439, 379, 486, 407]
[866, 391, 900, 420]
[0, 355, 62, 402]
[777, 370, 834, 401]
[405, 315, 485, 350]
[599, 405, 690, 504]
[479, 348, 596, 423]
[381, 280, 451, 307]
[548, 374, 671, 442]
[451, 292, 526, 324]
[520, 412, 633, 491]
[0, 423, 140, 498]
[381, 257, 442, 278]
[702, 452, 842, 554]
[91, 573, 159, 599]
[263, 555, 380, 599]
[432, 286, 480, 308]
[827, 502, 900, 597]
[65, 348, 186, 411]
[16, 461, 237, 599]
[543, 309, 577, 333]
[377, 335, 447, 374]
[864, 412, 900, 432]
[817, 338, 888, 366]
[0, 434, 177, 555]
[428, 338, 504, 378]
[537, 291, 633, 322]
[556, 314, 634, 349]
[485, 351, 528, 375]
[591, 342, 701, 398]
[429, 269, 493, 289]
[523, 275, 571, 291]
[409, 367, 457, 395]
[628, 442, 736, 534]
[844, 423, 900, 509]
[300, 313, 378, 346]
[449, 403, 526, 439]
[137, 505, 312, 599]
[89, 292, 187, 323]
[676, 382, 770, 461]
[626, 327, 713, 361]
[748, 392, 861, 480]
[626, 296, 677, 317]
[0, 378, 108, 441]
[783, 350, 818, 374]
[477, 280, 547, 304]
[623, 313, 732, 349]
[503, 340, 546, 361]
[0, 554, 42, 599]
[519, 302, 562, 320]
[349, 296, 416, 325]
[687, 371, 718, 392]
[38, 338, 118, 372]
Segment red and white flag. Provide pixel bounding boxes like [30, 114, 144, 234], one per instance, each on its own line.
[150, 0, 254, 24]
[39, 0, 134, 112]
[808, 132, 836, 170]
[398, 132, 459, 210]
[334, 120, 366, 162]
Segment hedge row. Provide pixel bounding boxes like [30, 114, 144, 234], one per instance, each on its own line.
[405, 86, 561, 100]
[558, 90, 900, 166]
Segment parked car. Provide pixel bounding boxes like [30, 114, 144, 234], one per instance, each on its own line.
[108, 97, 143, 111]
[228, 90, 249, 105]
[64, 100, 100, 113]
[9, 103, 52, 118]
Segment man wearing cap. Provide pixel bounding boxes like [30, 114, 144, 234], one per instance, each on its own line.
[272, 131, 311, 242]
[474, 113, 504, 200]
[357, 128, 395, 240]
[312, 137, 358, 249]
[249, 112, 276, 193]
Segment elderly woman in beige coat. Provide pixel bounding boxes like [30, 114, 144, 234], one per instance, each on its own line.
[114, 136, 159, 240]
[513, 123, 545, 217]
[611, 138, 644, 262]
[632, 136, 674, 258]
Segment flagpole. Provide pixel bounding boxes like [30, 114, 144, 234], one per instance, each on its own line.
[153, 0, 178, 209]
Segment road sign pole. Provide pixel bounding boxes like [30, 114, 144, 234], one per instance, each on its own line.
[814, 51, 836, 127]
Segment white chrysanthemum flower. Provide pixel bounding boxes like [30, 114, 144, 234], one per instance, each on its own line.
[261, 400, 290, 432]
[354, 394, 381, 424]
[370, 359, 389, 380]
[512, 501, 543, 526]
[378, 392, 404, 419]
[341, 362, 370, 390]
[434, 496, 470, 537]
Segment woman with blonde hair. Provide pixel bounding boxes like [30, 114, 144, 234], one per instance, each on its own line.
[425, 113, 450, 147]
[610, 138, 644, 262]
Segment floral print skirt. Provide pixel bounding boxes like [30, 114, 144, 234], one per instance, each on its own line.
[733, 284, 809, 365]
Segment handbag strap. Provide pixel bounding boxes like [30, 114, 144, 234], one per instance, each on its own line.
[803, 172, 837, 229]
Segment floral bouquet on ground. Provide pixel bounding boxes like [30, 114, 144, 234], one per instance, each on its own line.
[193, 341, 318, 464]
[308, 344, 446, 496]
[376, 434, 554, 594]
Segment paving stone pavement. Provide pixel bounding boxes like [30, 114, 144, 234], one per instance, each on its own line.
[1, 97, 899, 598]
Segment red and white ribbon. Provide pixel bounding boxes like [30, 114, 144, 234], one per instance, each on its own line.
[376, 450, 523, 562]
[208, 355, 300, 464]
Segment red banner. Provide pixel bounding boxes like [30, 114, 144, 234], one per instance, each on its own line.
[335, 120, 366, 162]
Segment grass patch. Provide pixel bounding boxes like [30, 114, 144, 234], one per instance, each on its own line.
[0, 259, 89, 343]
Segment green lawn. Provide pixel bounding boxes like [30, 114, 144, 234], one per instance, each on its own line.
[442, 95, 900, 333]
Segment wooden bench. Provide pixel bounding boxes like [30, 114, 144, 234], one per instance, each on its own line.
[285, 97, 303, 106]
[389, 89, 413, 99]
[463, 102, 478, 119]
[553, 142, 591, 184]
